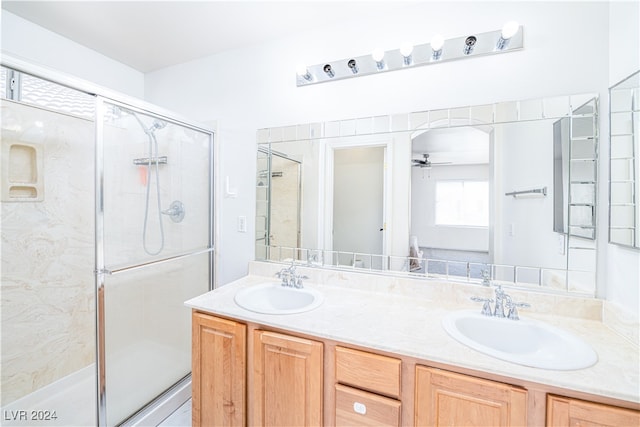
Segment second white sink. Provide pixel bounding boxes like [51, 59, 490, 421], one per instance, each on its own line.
[442, 310, 598, 370]
[234, 282, 324, 315]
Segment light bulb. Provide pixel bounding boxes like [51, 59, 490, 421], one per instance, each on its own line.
[430, 35, 444, 60]
[323, 64, 335, 78]
[347, 59, 359, 74]
[430, 35, 444, 52]
[400, 43, 413, 57]
[400, 43, 413, 66]
[296, 64, 312, 81]
[372, 48, 385, 71]
[501, 21, 519, 39]
[296, 64, 308, 76]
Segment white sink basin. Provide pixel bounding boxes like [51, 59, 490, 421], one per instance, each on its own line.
[234, 282, 324, 315]
[442, 310, 598, 370]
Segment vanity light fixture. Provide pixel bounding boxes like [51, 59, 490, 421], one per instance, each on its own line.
[296, 24, 523, 86]
[372, 49, 386, 70]
[430, 35, 445, 61]
[347, 59, 359, 74]
[400, 43, 414, 65]
[496, 21, 520, 50]
[323, 64, 335, 78]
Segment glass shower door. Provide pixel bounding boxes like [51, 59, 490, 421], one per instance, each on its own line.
[98, 101, 213, 426]
[1, 89, 97, 426]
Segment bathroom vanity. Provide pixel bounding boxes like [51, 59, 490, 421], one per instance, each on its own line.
[186, 262, 639, 426]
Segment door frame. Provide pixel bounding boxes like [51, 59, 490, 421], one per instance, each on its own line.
[322, 137, 392, 264]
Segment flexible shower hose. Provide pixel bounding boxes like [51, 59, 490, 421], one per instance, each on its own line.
[133, 113, 165, 255]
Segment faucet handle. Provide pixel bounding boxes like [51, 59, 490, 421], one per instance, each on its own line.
[294, 274, 309, 289]
[275, 268, 290, 286]
[470, 296, 494, 316]
[506, 301, 531, 320]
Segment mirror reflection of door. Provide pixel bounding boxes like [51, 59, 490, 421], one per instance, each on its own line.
[269, 154, 301, 252]
[333, 146, 385, 267]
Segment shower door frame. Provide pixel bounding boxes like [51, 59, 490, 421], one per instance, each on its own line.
[1, 54, 218, 427]
[95, 97, 216, 426]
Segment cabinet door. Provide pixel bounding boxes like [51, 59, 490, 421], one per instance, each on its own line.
[547, 395, 640, 427]
[415, 366, 527, 427]
[192, 312, 246, 427]
[252, 330, 323, 426]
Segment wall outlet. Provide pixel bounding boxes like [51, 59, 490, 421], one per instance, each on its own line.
[238, 216, 247, 233]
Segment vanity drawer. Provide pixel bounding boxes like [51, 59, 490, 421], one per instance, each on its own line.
[335, 384, 401, 427]
[335, 346, 401, 398]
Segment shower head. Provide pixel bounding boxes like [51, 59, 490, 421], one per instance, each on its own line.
[148, 119, 167, 133]
[131, 112, 167, 136]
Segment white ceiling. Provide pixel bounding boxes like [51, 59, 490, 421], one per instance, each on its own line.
[2, 0, 412, 73]
[412, 127, 490, 165]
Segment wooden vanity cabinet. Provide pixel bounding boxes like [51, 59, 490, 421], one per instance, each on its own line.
[252, 330, 324, 426]
[546, 394, 640, 426]
[192, 312, 246, 427]
[415, 365, 528, 427]
[191, 312, 638, 427]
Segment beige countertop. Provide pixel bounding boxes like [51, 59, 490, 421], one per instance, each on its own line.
[185, 262, 639, 406]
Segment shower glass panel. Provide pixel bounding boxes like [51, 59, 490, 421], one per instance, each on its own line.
[1, 96, 97, 426]
[103, 252, 210, 425]
[102, 104, 211, 268]
[100, 100, 212, 426]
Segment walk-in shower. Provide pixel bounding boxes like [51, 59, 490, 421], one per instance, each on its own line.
[0, 59, 215, 426]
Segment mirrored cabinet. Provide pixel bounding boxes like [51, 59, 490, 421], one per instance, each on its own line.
[609, 70, 640, 249]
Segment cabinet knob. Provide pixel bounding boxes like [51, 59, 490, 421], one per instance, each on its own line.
[353, 402, 367, 415]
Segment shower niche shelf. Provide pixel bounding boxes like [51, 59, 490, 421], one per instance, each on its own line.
[1, 141, 44, 202]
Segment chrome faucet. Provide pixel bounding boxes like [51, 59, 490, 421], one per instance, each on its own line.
[471, 285, 530, 320]
[481, 269, 491, 287]
[493, 285, 507, 318]
[275, 263, 308, 289]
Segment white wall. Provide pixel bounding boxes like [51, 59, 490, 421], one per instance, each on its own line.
[602, 1, 640, 316]
[495, 120, 568, 270]
[1, 11, 144, 98]
[145, 1, 611, 286]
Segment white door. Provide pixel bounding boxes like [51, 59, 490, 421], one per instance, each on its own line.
[332, 146, 385, 267]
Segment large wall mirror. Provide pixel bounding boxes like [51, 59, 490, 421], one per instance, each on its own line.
[256, 93, 599, 295]
[609, 70, 640, 249]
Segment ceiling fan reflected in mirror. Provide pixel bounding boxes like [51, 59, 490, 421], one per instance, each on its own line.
[411, 153, 453, 168]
